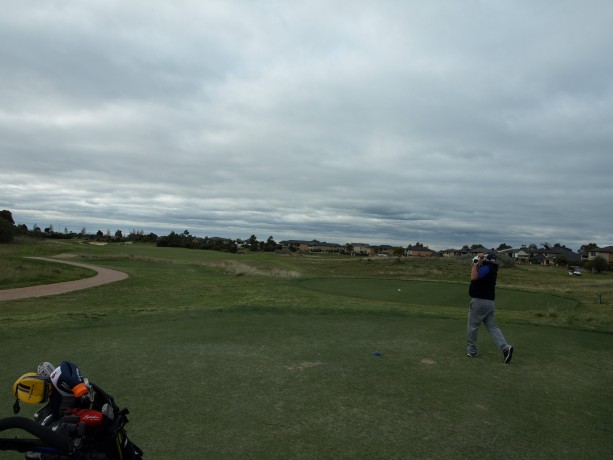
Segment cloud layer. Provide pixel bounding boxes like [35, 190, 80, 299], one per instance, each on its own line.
[2, 1, 613, 250]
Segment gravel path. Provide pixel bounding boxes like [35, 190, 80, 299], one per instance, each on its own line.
[0, 257, 129, 301]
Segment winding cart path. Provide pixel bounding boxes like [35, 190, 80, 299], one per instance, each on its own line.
[0, 257, 128, 301]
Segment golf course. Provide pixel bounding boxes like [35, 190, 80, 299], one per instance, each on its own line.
[1, 238, 612, 459]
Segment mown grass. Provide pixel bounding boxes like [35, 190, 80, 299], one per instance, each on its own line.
[1, 238, 612, 459]
[2, 310, 611, 459]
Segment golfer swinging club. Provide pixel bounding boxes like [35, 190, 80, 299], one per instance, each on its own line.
[467, 252, 513, 363]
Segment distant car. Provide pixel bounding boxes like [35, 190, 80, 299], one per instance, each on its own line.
[569, 268, 582, 276]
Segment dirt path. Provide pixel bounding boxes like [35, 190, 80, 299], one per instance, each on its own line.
[0, 257, 129, 302]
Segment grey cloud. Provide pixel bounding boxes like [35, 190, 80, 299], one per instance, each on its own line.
[2, 1, 612, 250]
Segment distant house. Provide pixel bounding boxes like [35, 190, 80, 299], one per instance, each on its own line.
[513, 248, 530, 264]
[539, 246, 581, 265]
[441, 248, 467, 258]
[497, 247, 519, 259]
[279, 240, 343, 253]
[441, 246, 493, 258]
[502, 245, 580, 265]
[308, 241, 343, 253]
[203, 236, 234, 249]
[375, 245, 397, 257]
[406, 245, 435, 257]
[588, 246, 613, 263]
[279, 240, 311, 252]
[468, 246, 494, 255]
[350, 243, 373, 256]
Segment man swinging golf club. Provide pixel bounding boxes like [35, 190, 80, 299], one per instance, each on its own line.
[467, 252, 513, 363]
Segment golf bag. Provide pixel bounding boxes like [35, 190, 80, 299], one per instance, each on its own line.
[1, 361, 143, 459]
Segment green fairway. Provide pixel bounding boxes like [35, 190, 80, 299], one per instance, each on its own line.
[1, 239, 612, 458]
[297, 278, 579, 311]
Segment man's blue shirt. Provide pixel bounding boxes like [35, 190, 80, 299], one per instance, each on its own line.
[477, 264, 491, 279]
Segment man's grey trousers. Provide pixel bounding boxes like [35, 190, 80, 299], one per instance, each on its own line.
[467, 298, 509, 355]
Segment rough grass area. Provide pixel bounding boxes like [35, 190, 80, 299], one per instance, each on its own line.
[207, 259, 302, 278]
[0, 257, 95, 289]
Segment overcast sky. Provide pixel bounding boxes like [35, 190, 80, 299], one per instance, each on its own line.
[2, 1, 612, 250]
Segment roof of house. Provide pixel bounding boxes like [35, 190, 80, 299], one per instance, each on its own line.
[465, 246, 492, 253]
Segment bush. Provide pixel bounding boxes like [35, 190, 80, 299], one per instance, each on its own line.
[589, 256, 609, 273]
[496, 252, 516, 268]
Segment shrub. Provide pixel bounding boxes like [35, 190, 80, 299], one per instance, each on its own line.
[589, 256, 609, 273]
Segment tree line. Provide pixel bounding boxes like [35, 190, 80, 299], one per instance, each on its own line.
[0, 210, 158, 244]
[0, 210, 276, 253]
[0, 209, 608, 271]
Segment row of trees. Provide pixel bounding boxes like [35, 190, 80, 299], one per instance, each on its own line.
[0, 210, 609, 271]
[156, 231, 280, 253]
[0, 212, 278, 253]
[0, 211, 161, 244]
[157, 231, 238, 252]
